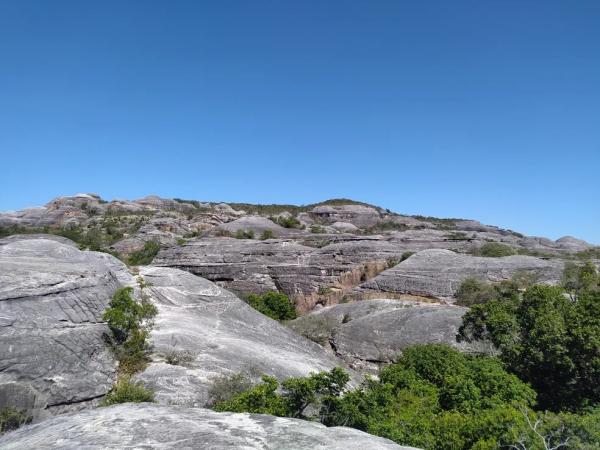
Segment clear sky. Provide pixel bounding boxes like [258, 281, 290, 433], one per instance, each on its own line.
[0, 1, 598, 243]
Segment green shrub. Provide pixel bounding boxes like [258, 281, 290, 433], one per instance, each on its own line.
[270, 215, 303, 229]
[163, 349, 194, 366]
[247, 291, 296, 321]
[126, 241, 160, 266]
[563, 261, 599, 296]
[260, 230, 274, 240]
[208, 373, 253, 406]
[455, 278, 499, 306]
[0, 407, 31, 434]
[100, 376, 155, 406]
[475, 243, 516, 257]
[176, 237, 187, 246]
[235, 229, 255, 239]
[103, 285, 157, 375]
[400, 251, 415, 262]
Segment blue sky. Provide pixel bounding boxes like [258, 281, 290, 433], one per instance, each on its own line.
[0, 1, 598, 243]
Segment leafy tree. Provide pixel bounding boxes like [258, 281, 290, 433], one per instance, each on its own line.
[247, 291, 296, 321]
[459, 286, 600, 411]
[563, 261, 599, 298]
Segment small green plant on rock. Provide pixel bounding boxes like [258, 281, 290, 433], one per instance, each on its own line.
[474, 242, 516, 257]
[208, 373, 253, 406]
[163, 349, 195, 367]
[100, 376, 155, 406]
[126, 241, 161, 266]
[235, 229, 255, 239]
[260, 230, 274, 240]
[0, 407, 31, 435]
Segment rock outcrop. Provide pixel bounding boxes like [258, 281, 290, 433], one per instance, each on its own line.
[0, 403, 415, 449]
[135, 266, 353, 407]
[288, 299, 488, 371]
[355, 249, 564, 300]
[0, 237, 129, 421]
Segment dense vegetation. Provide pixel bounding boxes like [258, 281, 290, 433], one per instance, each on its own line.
[214, 345, 599, 449]
[247, 291, 297, 321]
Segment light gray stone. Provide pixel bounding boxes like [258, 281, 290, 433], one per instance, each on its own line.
[356, 249, 564, 300]
[0, 403, 416, 449]
[135, 266, 353, 407]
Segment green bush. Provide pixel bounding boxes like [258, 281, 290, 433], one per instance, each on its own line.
[235, 229, 255, 239]
[562, 261, 599, 296]
[126, 241, 160, 266]
[260, 230, 274, 240]
[400, 251, 415, 262]
[270, 215, 303, 229]
[247, 291, 297, 321]
[0, 407, 31, 434]
[103, 285, 157, 375]
[163, 349, 194, 367]
[208, 373, 253, 406]
[100, 376, 155, 406]
[455, 278, 499, 306]
[475, 243, 516, 257]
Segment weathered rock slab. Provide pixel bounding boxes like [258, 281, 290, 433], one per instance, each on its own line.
[0, 237, 131, 420]
[355, 249, 564, 300]
[0, 403, 416, 449]
[136, 266, 354, 407]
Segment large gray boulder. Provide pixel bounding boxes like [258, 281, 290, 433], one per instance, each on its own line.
[0, 237, 130, 420]
[288, 300, 487, 371]
[355, 249, 564, 300]
[135, 266, 354, 407]
[0, 403, 415, 449]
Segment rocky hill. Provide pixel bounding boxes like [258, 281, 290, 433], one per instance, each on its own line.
[1, 194, 596, 312]
[1, 194, 598, 448]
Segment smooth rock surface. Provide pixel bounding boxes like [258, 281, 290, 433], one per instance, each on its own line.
[288, 299, 488, 370]
[355, 249, 564, 300]
[0, 237, 129, 420]
[0, 403, 416, 449]
[136, 266, 354, 407]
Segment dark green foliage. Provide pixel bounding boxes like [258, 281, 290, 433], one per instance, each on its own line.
[400, 251, 415, 262]
[103, 285, 158, 375]
[454, 277, 520, 306]
[459, 285, 600, 411]
[126, 241, 160, 266]
[474, 242, 516, 257]
[247, 291, 296, 321]
[260, 230, 274, 240]
[0, 407, 31, 434]
[216, 346, 596, 449]
[234, 229, 255, 239]
[386, 257, 400, 269]
[100, 376, 155, 406]
[270, 215, 303, 229]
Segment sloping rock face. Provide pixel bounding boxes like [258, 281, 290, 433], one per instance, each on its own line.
[355, 249, 564, 300]
[0, 237, 130, 421]
[288, 300, 487, 371]
[0, 404, 415, 450]
[135, 266, 352, 407]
